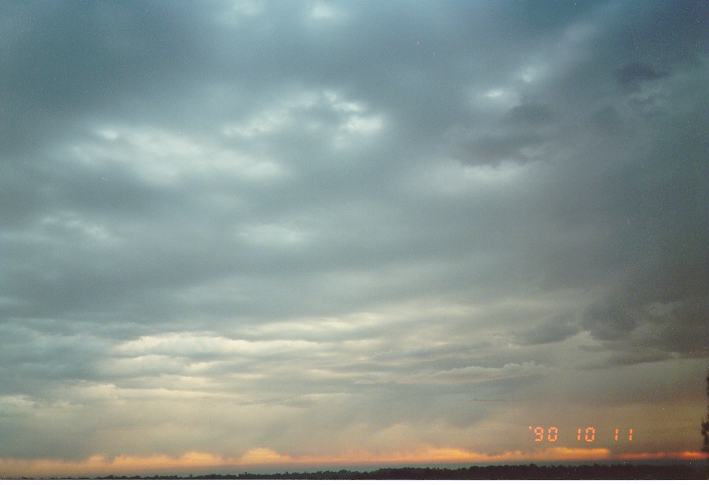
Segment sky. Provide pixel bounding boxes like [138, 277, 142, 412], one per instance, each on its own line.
[1, 0, 708, 477]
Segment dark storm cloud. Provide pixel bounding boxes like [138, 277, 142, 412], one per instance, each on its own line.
[0, 0, 707, 463]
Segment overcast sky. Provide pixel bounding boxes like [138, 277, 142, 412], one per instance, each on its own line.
[1, 0, 708, 477]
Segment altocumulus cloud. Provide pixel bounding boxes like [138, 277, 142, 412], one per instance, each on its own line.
[0, 0, 707, 473]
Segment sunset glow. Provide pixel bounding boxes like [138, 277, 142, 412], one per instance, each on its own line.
[4, 447, 707, 478]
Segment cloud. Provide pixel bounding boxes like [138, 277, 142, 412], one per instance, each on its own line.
[615, 62, 668, 90]
[13, 445, 702, 478]
[2, 444, 705, 478]
[0, 0, 707, 470]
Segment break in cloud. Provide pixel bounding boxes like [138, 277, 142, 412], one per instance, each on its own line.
[0, 0, 707, 476]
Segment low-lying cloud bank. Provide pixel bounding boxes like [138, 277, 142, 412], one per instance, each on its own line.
[3, 446, 706, 478]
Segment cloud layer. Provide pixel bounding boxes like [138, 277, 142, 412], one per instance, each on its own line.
[1, 0, 707, 474]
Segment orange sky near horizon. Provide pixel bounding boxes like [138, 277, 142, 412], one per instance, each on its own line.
[1, 447, 706, 478]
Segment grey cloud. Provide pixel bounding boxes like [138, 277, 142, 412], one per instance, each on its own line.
[615, 62, 668, 90]
[0, 0, 707, 464]
[514, 317, 580, 346]
[504, 103, 556, 126]
[455, 131, 546, 165]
